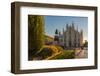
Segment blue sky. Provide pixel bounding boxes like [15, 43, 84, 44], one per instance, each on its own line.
[44, 16, 88, 41]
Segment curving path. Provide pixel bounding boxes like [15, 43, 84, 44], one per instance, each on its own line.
[44, 45, 62, 60]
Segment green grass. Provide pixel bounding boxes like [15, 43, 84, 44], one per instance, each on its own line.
[51, 50, 75, 59]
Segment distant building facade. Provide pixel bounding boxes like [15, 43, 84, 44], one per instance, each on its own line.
[54, 22, 83, 49]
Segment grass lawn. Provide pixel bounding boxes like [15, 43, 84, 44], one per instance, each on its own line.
[50, 50, 75, 59]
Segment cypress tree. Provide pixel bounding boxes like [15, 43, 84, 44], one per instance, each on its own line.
[28, 15, 44, 53]
[55, 29, 58, 34]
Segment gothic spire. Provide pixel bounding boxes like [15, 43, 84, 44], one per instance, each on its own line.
[72, 21, 74, 29]
[59, 31, 61, 35]
[63, 28, 64, 32]
[77, 25, 78, 31]
[62, 28, 64, 35]
[66, 24, 68, 30]
[80, 29, 83, 35]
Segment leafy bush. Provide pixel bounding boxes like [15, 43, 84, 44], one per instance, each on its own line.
[28, 49, 38, 60]
[37, 47, 53, 59]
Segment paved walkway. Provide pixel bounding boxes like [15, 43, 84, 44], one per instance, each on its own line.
[75, 49, 88, 58]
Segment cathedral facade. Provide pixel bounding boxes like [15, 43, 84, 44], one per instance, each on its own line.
[54, 22, 83, 49]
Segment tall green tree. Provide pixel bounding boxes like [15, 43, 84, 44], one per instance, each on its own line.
[83, 40, 88, 47]
[28, 15, 44, 52]
[55, 29, 58, 34]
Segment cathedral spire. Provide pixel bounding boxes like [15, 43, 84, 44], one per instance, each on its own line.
[66, 24, 68, 30]
[62, 28, 64, 36]
[63, 28, 64, 32]
[77, 26, 78, 31]
[72, 21, 74, 29]
[80, 29, 83, 35]
[59, 31, 61, 35]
